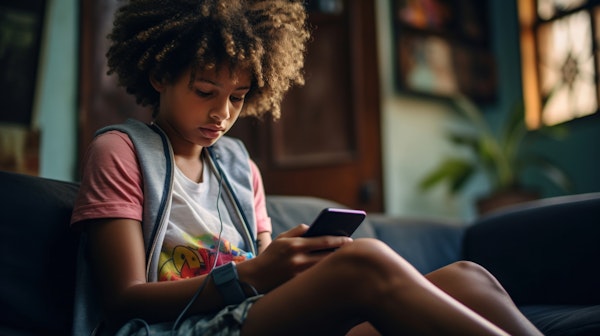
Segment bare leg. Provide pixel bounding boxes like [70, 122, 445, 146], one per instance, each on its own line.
[345, 262, 542, 336]
[241, 238, 510, 336]
[345, 322, 380, 336]
[425, 261, 542, 336]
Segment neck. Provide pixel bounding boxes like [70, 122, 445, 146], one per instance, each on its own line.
[153, 118, 203, 159]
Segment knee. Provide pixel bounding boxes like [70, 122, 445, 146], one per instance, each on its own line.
[447, 261, 494, 279]
[447, 260, 488, 274]
[335, 238, 402, 269]
[444, 261, 508, 295]
[327, 239, 418, 292]
[329, 238, 420, 285]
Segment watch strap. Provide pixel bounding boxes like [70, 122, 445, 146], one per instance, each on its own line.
[211, 262, 247, 305]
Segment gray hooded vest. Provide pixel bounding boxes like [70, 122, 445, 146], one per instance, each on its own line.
[72, 118, 257, 335]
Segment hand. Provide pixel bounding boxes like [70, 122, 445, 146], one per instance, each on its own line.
[240, 224, 352, 293]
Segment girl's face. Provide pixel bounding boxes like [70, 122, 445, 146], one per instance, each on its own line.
[151, 65, 252, 150]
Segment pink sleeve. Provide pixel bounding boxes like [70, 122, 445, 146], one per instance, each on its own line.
[250, 159, 272, 234]
[70, 131, 144, 228]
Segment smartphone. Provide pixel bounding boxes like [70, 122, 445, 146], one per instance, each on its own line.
[302, 208, 367, 238]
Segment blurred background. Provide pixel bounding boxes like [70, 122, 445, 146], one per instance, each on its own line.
[1, 0, 598, 222]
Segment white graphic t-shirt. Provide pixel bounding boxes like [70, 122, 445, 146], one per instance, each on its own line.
[158, 164, 254, 281]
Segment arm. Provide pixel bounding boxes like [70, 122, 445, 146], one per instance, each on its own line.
[250, 158, 272, 256]
[87, 218, 223, 328]
[88, 217, 351, 329]
[256, 231, 272, 254]
[81, 136, 350, 328]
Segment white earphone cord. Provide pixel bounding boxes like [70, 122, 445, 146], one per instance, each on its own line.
[170, 172, 225, 334]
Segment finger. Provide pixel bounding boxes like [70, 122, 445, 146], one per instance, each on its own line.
[277, 224, 309, 238]
[304, 236, 353, 253]
[296, 238, 353, 270]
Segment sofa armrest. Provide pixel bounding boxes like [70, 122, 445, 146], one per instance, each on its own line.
[0, 171, 80, 335]
[463, 193, 600, 306]
[369, 214, 464, 275]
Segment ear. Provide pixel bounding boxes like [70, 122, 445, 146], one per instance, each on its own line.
[149, 73, 165, 92]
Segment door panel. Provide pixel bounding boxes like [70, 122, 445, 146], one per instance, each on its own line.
[229, 1, 383, 212]
[78, 0, 151, 167]
[273, 12, 355, 167]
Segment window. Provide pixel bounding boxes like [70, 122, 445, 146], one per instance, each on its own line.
[519, 0, 599, 128]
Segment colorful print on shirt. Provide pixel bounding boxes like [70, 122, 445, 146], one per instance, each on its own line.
[158, 233, 254, 281]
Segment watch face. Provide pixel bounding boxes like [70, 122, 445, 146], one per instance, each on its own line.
[212, 262, 247, 305]
[213, 262, 238, 283]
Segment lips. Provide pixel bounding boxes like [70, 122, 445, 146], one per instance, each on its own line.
[199, 126, 224, 139]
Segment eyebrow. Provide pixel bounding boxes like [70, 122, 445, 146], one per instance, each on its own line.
[195, 77, 251, 91]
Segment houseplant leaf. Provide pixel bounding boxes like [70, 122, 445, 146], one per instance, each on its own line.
[419, 94, 573, 214]
[419, 158, 475, 193]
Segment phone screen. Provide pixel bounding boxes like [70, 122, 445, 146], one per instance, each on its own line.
[302, 208, 366, 238]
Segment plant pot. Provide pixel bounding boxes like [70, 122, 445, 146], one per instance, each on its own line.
[476, 189, 540, 216]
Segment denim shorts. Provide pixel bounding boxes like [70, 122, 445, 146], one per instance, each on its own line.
[114, 295, 262, 336]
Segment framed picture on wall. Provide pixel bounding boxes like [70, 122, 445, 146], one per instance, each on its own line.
[0, 0, 47, 126]
[394, 0, 456, 32]
[392, 0, 496, 102]
[397, 34, 459, 97]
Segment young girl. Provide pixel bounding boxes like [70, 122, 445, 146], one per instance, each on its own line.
[71, 1, 542, 335]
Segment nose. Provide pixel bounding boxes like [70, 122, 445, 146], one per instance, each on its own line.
[209, 98, 230, 122]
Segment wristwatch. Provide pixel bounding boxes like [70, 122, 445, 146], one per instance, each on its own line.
[211, 262, 247, 305]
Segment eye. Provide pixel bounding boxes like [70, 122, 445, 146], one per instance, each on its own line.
[194, 89, 211, 98]
[230, 95, 245, 103]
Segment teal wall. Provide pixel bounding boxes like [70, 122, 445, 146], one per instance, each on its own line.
[35, 0, 78, 181]
[529, 117, 600, 196]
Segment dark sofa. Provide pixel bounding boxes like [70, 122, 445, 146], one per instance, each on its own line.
[1, 170, 599, 335]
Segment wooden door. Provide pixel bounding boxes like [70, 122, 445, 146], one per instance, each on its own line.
[79, 0, 383, 212]
[78, 0, 151, 167]
[228, 1, 383, 212]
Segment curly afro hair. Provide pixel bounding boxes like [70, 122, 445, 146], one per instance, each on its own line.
[106, 0, 310, 119]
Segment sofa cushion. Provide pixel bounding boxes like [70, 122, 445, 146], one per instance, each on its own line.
[369, 214, 464, 274]
[0, 171, 80, 335]
[521, 305, 600, 336]
[266, 195, 376, 238]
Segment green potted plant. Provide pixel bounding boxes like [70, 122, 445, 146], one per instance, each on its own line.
[419, 95, 573, 215]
